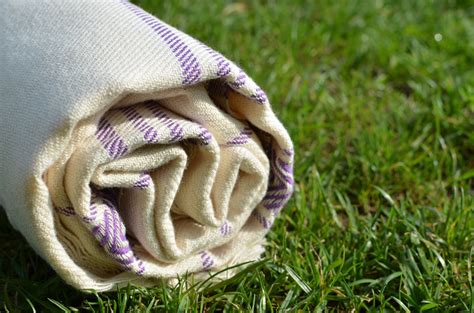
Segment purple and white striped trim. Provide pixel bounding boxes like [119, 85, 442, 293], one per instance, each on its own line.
[135, 258, 146, 276]
[277, 158, 293, 178]
[197, 125, 213, 145]
[85, 195, 145, 275]
[267, 146, 294, 186]
[219, 221, 232, 236]
[82, 204, 98, 223]
[229, 69, 247, 89]
[200, 251, 214, 270]
[145, 102, 184, 142]
[123, 2, 202, 85]
[283, 148, 294, 157]
[263, 188, 292, 211]
[120, 106, 159, 143]
[226, 127, 253, 145]
[252, 210, 272, 229]
[272, 156, 294, 186]
[203, 46, 231, 77]
[95, 117, 128, 159]
[262, 148, 294, 212]
[134, 173, 152, 189]
[250, 87, 268, 104]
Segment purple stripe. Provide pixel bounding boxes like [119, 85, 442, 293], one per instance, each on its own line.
[178, 49, 192, 63]
[103, 199, 137, 266]
[87, 193, 145, 275]
[167, 34, 180, 46]
[261, 149, 294, 212]
[84, 204, 98, 222]
[200, 252, 214, 270]
[250, 87, 267, 104]
[229, 70, 247, 89]
[144, 128, 158, 142]
[120, 222, 127, 241]
[198, 126, 212, 145]
[217, 60, 231, 77]
[264, 179, 291, 211]
[174, 43, 188, 57]
[264, 201, 286, 210]
[110, 245, 132, 255]
[277, 158, 293, 174]
[273, 164, 294, 185]
[123, 2, 202, 85]
[136, 261, 145, 275]
[145, 102, 184, 141]
[171, 42, 186, 55]
[161, 29, 173, 40]
[117, 256, 136, 266]
[203, 255, 212, 265]
[226, 127, 253, 145]
[204, 46, 231, 77]
[219, 221, 231, 235]
[252, 211, 272, 229]
[96, 123, 111, 142]
[264, 193, 292, 201]
[283, 148, 294, 157]
[110, 204, 119, 251]
[120, 107, 159, 143]
[270, 153, 294, 185]
[103, 199, 123, 251]
[83, 212, 97, 223]
[169, 38, 184, 50]
[267, 183, 287, 192]
[104, 137, 119, 157]
[100, 210, 111, 247]
[95, 118, 128, 159]
[83, 216, 96, 223]
[134, 173, 152, 189]
[111, 136, 126, 157]
[182, 56, 198, 73]
[55, 206, 75, 216]
[92, 225, 100, 235]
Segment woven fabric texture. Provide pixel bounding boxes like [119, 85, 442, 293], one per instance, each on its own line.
[0, 0, 294, 291]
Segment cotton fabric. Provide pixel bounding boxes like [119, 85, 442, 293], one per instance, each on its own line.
[0, 0, 294, 291]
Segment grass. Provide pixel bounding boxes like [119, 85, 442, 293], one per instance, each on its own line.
[1, 0, 473, 311]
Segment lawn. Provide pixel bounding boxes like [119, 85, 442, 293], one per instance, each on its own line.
[1, 0, 473, 311]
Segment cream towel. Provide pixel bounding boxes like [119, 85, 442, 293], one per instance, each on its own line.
[0, 0, 294, 291]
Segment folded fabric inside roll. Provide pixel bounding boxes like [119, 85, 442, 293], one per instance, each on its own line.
[0, 0, 294, 291]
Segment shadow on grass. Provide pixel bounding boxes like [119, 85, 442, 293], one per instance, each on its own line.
[0, 208, 87, 311]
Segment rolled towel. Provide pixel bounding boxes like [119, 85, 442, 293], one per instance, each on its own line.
[0, 0, 294, 291]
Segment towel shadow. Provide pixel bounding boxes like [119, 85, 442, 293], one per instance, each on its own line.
[0, 208, 84, 310]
